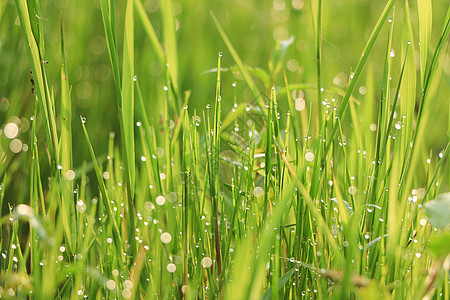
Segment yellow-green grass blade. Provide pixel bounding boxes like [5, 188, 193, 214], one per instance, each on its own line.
[59, 17, 75, 253]
[25, 0, 44, 54]
[160, 0, 180, 101]
[417, 0, 432, 86]
[121, 0, 135, 198]
[80, 117, 123, 259]
[365, 6, 395, 208]
[15, 0, 58, 161]
[400, 0, 416, 151]
[405, 9, 449, 196]
[135, 80, 164, 194]
[120, 0, 137, 257]
[325, 0, 396, 154]
[312, 0, 323, 130]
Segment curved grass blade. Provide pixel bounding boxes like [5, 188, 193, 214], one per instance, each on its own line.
[210, 9, 266, 112]
[325, 0, 396, 154]
[134, 0, 165, 66]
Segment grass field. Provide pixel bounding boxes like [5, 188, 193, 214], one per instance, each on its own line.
[0, 0, 449, 299]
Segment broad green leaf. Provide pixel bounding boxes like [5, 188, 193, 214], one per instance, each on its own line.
[427, 231, 450, 258]
[425, 193, 450, 229]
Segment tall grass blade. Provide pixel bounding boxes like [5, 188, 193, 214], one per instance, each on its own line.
[160, 0, 180, 102]
[416, 0, 432, 86]
[325, 0, 395, 154]
[210, 10, 266, 111]
[59, 17, 75, 252]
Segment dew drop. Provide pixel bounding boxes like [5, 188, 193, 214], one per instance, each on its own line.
[160, 232, 172, 244]
[201, 257, 213, 268]
[156, 196, 166, 206]
[4, 123, 19, 139]
[106, 280, 116, 290]
[348, 186, 357, 195]
[253, 187, 264, 198]
[305, 151, 315, 162]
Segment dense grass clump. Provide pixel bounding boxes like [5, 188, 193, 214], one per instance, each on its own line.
[0, 0, 449, 299]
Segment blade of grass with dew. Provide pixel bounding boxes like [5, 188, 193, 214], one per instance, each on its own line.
[59, 16, 75, 253]
[171, 90, 191, 152]
[135, 80, 164, 194]
[368, 10, 394, 209]
[262, 87, 275, 224]
[325, 0, 396, 155]
[80, 116, 124, 260]
[121, 0, 137, 257]
[403, 9, 449, 201]
[213, 53, 223, 280]
[160, 0, 180, 103]
[15, 0, 58, 162]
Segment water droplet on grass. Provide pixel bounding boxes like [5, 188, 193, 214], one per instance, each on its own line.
[15, 204, 34, 218]
[181, 285, 189, 294]
[305, 151, 315, 162]
[348, 186, 357, 195]
[156, 196, 166, 206]
[253, 187, 264, 198]
[295, 98, 305, 111]
[201, 257, 213, 268]
[77, 200, 86, 213]
[167, 192, 177, 203]
[106, 280, 116, 290]
[10, 139, 22, 153]
[65, 170, 76, 181]
[160, 232, 172, 244]
[123, 280, 133, 289]
[4, 123, 19, 139]
[166, 263, 176, 273]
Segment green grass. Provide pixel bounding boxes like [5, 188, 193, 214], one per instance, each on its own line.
[0, 0, 449, 299]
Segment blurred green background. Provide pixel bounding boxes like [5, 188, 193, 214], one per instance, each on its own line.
[0, 0, 448, 182]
